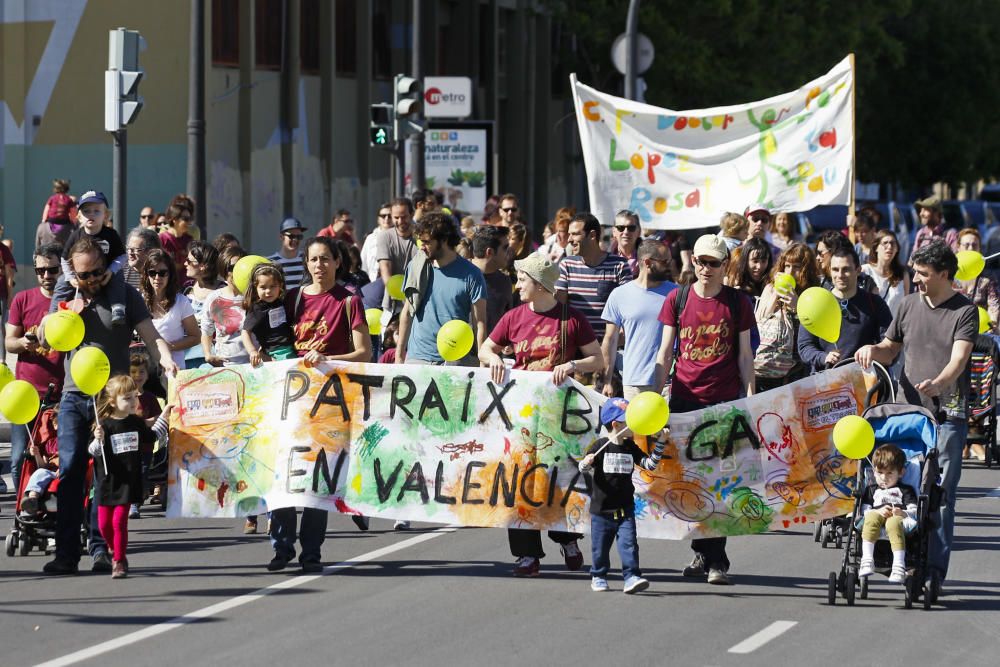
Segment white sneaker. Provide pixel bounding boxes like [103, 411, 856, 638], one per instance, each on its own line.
[591, 577, 609, 592]
[623, 575, 649, 594]
[393, 520, 410, 530]
[888, 564, 906, 584]
[859, 558, 874, 578]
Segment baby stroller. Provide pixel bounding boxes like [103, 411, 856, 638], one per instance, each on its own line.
[966, 334, 999, 467]
[827, 402, 943, 609]
[815, 361, 895, 549]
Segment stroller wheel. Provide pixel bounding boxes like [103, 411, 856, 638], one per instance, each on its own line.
[820, 524, 830, 548]
[835, 532, 844, 550]
[845, 570, 857, 606]
[827, 572, 837, 605]
[18, 537, 31, 557]
[860, 577, 869, 600]
[5, 533, 16, 557]
[813, 521, 822, 542]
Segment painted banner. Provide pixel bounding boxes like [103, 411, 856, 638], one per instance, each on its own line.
[168, 360, 867, 540]
[571, 55, 854, 230]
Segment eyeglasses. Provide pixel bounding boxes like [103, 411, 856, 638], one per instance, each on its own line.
[694, 257, 723, 269]
[378, 213, 390, 219]
[615, 224, 638, 232]
[140, 214, 154, 219]
[126, 246, 146, 255]
[501, 207, 518, 213]
[283, 233, 304, 241]
[34, 266, 60, 276]
[146, 269, 170, 278]
[76, 268, 105, 280]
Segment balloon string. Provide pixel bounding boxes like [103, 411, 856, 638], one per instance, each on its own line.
[93, 396, 107, 477]
[983, 251, 1000, 262]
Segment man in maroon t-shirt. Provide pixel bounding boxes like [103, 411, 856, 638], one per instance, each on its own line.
[654, 234, 755, 586]
[4, 243, 64, 493]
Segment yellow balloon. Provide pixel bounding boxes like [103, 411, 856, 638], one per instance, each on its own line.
[366, 308, 383, 335]
[773, 272, 797, 295]
[979, 306, 992, 334]
[436, 319, 474, 361]
[232, 255, 270, 293]
[0, 380, 40, 425]
[44, 310, 85, 352]
[956, 250, 985, 282]
[70, 346, 111, 396]
[798, 286, 841, 343]
[387, 274, 405, 300]
[625, 391, 670, 436]
[0, 363, 14, 392]
[832, 415, 875, 460]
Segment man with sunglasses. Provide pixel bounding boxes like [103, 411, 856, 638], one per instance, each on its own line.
[268, 217, 307, 289]
[610, 210, 642, 277]
[655, 234, 756, 586]
[496, 193, 520, 228]
[361, 202, 393, 282]
[4, 243, 66, 497]
[744, 204, 781, 261]
[137, 205, 157, 230]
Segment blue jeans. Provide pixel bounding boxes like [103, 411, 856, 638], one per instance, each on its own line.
[929, 417, 967, 579]
[589, 511, 641, 579]
[10, 421, 28, 494]
[269, 507, 327, 563]
[55, 391, 106, 562]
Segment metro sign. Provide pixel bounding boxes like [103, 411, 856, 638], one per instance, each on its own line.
[423, 76, 472, 118]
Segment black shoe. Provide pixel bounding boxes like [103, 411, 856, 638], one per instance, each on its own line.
[682, 554, 706, 578]
[92, 551, 113, 573]
[351, 515, 370, 531]
[43, 558, 79, 575]
[267, 553, 290, 571]
[300, 560, 324, 574]
[20, 496, 39, 515]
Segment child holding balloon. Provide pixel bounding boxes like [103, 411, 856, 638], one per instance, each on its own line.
[89, 374, 172, 579]
[240, 263, 297, 367]
[578, 396, 668, 594]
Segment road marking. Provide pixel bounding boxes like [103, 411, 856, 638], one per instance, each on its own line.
[986, 486, 1000, 498]
[727, 620, 797, 654]
[34, 527, 456, 667]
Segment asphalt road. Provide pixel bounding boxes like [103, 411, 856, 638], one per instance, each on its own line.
[1, 459, 999, 667]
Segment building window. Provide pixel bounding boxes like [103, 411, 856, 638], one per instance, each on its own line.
[212, 0, 240, 67]
[300, 0, 320, 74]
[335, 0, 357, 76]
[372, 0, 391, 80]
[255, 0, 282, 70]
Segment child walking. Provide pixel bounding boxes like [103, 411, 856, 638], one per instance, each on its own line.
[858, 444, 918, 583]
[578, 397, 667, 594]
[241, 263, 297, 367]
[89, 375, 172, 578]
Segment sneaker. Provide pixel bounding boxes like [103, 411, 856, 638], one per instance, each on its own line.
[351, 515, 370, 531]
[560, 540, 584, 571]
[393, 520, 410, 531]
[43, 558, 79, 576]
[512, 556, 540, 577]
[591, 577, 609, 592]
[267, 553, 290, 572]
[244, 517, 258, 534]
[707, 568, 731, 585]
[129, 504, 140, 519]
[300, 560, 324, 574]
[122, 557, 130, 574]
[859, 558, 875, 578]
[682, 554, 706, 578]
[111, 560, 127, 579]
[889, 564, 906, 584]
[623, 575, 650, 594]
[111, 304, 127, 326]
[92, 551, 113, 573]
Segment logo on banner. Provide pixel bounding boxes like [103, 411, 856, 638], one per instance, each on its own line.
[802, 389, 857, 430]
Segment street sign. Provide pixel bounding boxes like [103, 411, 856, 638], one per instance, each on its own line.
[423, 77, 472, 118]
[610, 33, 654, 76]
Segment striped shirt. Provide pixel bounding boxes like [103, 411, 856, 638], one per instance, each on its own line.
[555, 253, 631, 338]
[268, 251, 307, 289]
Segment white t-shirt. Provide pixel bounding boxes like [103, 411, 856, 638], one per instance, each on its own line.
[360, 232, 381, 282]
[152, 292, 196, 369]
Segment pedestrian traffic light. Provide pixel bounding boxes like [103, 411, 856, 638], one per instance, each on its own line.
[369, 103, 394, 149]
[104, 28, 145, 132]
[394, 74, 424, 139]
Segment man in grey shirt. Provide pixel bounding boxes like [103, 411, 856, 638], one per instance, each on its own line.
[377, 197, 418, 311]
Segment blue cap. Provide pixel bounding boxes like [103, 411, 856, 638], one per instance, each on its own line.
[280, 217, 306, 232]
[77, 190, 108, 207]
[600, 398, 628, 426]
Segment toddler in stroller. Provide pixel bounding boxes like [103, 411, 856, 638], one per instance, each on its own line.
[858, 444, 918, 583]
[17, 409, 59, 516]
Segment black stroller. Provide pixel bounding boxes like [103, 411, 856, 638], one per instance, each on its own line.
[827, 402, 943, 609]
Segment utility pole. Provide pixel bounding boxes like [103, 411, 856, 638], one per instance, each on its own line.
[624, 0, 640, 100]
[187, 0, 206, 237]
[409, 0, 425, 192]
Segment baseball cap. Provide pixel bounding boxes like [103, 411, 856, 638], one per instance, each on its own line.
[744, 203, 771, 219]
[692, 234, 729, 261]
[77, 191, 108, 207]
[513, 252, 559, 293]
[600, 398, 628, 426]
[915, 195, 942, 213]
[280, 217, 307, 233]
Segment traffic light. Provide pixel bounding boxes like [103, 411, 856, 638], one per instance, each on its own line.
[394, 74, 424, 140]
[105, 28, 145, 132]
[369, 103, 394, 148]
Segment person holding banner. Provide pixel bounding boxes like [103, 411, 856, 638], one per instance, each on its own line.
[40, 235, 179, 576]
[654, 234, 755, 586]
[480, 252, 604, 577]
[268, 236, 370, 573]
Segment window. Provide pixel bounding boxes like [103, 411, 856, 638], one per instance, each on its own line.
[335, 0, 357, 76]
[212, 0, 240, 67]
[300, 0, 320, 74]
[372, 0, 391, 80]
[255, 0, 282, 70]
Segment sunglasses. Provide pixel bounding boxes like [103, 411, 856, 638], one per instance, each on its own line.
[35, 266, 60, 276]
[140, 214, 154, 219]
[694, 257, 723, 269]
[146, 269, 170, 278]
[615, 224, 638, 232]
[126, 246, 146, 255]
[378, 213, 390, 218]
[228, 263, 239, 272]
[184, 257, 201, 265]
[76, 268, 105, 280]
[283, 233, 304, 241]
[501, 207, 518, 213]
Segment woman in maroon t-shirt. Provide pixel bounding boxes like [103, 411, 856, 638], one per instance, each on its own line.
[479, 253, 603, 578]
[267, 236, 370, 573]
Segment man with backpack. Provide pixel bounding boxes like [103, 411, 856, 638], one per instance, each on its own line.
[654, 234, 756, 585]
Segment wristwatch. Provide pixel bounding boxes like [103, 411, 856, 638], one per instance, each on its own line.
[569, 359, 578, 372]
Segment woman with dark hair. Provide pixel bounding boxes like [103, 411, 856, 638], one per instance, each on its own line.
[954, 227, 1000, 329]
[159, 194, 196, 276]
[267, 235, 370, 572]
[341, 244, 370, 293]
[725, 237, 773, 302]
[182, 240, 223, 369]
[139, 248, 200, 374]
[212, 232, 240, 253]
[861, 229, 910, 318]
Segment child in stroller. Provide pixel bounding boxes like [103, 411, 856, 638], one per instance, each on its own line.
[19, 427, 59, 515]
[858, 444, 918, 583]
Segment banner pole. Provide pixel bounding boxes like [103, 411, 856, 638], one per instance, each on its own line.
[848, 52, 856, 218]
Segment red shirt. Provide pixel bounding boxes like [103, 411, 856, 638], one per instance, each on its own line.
[8, 287, 65, 396]
[658, 285, 754, 404]
[288, 284, 365, 356]
[488, 303, 596, 372]
[159, 231, 192, 273]
[0, 243, 16, 302]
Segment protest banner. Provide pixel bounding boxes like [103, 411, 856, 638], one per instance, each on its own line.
[168, 360, 867, 540]
[571, 55, 854, 229]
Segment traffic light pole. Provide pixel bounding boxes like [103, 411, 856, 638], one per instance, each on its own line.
[113, 129, 127, 239]
[410, 0, 424, 192]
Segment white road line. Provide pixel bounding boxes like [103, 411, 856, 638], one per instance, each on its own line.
[727, 620, 797, 654]
[34, 527, 457, 667]
[986, 486, 1000, 498]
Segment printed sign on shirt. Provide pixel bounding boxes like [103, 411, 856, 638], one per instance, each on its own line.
[603, 452, 634, 474]
[268, 307, 287, 329]
[111, 431, 139, 454]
